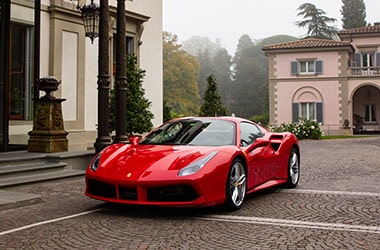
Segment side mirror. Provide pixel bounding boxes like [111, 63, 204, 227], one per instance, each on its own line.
[129, 136, 141, 145]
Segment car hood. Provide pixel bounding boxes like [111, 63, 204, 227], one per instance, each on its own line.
[92, 143, 220, 180]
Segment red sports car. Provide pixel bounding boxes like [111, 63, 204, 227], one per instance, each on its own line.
[85, 116, 300, 210]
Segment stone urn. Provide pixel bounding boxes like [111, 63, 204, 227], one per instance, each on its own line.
[39, 76, 61, 99]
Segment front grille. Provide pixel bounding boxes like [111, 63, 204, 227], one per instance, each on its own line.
[147, 185, 199, 202]
[118, 186, 138, 200]
[87, 179, 117, 199]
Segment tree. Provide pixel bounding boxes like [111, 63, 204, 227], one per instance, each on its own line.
[341, 0, 367, 29]
[295, 3, 338, 39]
[182, 36, 226, 100]
[212, 48, 233, 110]
[229, 34, 299, 119]
[232, 34, 255, 73]
[199, 75, 227, 116]
[163, 101, 173, 122]
[163, 32, 201, 116]
[229, 35, 257, 118]
[109, 53, 154, 136]
[182, 36, 222, 57]
[196, 48, 214, 97]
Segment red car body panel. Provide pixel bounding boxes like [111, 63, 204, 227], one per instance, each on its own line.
[85, 117, 299, 208]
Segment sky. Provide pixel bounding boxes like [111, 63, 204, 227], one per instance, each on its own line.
[163, 0, 380, 54]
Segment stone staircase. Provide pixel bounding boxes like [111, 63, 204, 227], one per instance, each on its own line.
[0, 150, 95, 188]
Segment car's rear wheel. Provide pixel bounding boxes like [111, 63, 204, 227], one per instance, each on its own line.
[284, 148, 300, 188]
[224, 158, 246, 211]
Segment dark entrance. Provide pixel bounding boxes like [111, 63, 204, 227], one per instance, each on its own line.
[352, 85, 380, 134]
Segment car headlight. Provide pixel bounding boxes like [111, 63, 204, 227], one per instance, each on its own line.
[90, 154, 101, 172]
[178, 151, 218, 176]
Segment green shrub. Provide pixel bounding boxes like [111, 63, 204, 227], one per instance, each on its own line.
[109, 54, 154, 136]
[250, 113, 269, 126]
[269, 119, 322, 139]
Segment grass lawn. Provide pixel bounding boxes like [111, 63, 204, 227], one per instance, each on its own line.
[321, 135, 377, 139]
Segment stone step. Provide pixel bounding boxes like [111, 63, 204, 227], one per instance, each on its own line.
[0, 161, 67, 176]
[0, 150, 94, 188]
[0, 169, 85, 187]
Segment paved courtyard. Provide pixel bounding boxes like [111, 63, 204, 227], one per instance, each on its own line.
[0, 136, 379, 249]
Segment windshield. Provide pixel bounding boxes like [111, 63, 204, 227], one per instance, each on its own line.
[141, 119, 236, 146]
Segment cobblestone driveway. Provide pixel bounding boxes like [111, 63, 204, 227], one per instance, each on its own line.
[0, 137, 379, 249]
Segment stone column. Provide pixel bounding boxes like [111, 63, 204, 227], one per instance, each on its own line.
[113, 0, 128, 144]
[28, 77, 68, 153]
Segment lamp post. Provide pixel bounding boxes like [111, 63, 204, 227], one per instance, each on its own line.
[113, 0, 128, 144]
[77, 0, 111, 152]
[94, 0, 112, 153]
[77, 0, 100, 43]
[77, 0, 129, 152]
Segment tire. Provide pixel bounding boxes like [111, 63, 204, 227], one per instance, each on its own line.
[284, 148, 300, 188]
[224, 158, 247, 211]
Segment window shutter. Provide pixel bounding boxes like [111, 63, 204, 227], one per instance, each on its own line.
[291, 61, 299, 75]
[375, 52, 380, 67]
[316, 102, 323, 123]
[315, 60, 323, 74]
[292, 103, 299, 122]
[354, 53, 362, 67]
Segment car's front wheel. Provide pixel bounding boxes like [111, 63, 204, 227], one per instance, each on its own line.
[284, 147, 300, 188]
[224, 158, 246, 211]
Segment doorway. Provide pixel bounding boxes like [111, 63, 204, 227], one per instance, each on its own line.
[352, 85, 380, 134]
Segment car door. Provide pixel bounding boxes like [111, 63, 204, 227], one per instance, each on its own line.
[240, 122, 278, 188]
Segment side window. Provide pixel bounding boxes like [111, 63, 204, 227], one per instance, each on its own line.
[291, 60, 323, 75]
[292, 102, 323, 123]
[240, 122, 263, 147]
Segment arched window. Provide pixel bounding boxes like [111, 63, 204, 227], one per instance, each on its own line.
[292, 87, 323, 123]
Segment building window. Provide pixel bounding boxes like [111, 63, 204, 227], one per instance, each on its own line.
[292, 102, 323, 123]
[300, 61, 315, 74]
[112, 36, 134, 76]
[300, 102, 315, 120]
[9, 23, 33, 120]
[364, 105, 376, 122]
[362, 53, 374, 67]
[291, 60, 323, 75]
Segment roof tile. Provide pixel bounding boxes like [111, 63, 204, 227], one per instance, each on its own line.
[338, 24, 380, 35]
[262, 38, 351, 50]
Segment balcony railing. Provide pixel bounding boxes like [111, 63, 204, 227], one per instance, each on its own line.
[349, 66, 380, 76]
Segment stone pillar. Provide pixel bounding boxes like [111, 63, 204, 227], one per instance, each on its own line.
[28, 77, 68, 153]
[94, 0, 112, 153]
[113, 0, 128, 144]
[342, 119, 352, 136]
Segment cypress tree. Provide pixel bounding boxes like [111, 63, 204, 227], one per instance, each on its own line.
[199, 75, 227, 117]
[341, 0, 367, 29]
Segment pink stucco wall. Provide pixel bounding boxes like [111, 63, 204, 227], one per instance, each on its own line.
[275, 80, 340, 125]
[274, 51, 341, 79]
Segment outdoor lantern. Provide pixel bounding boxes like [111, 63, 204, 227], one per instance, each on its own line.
[78, 0, 100, 43]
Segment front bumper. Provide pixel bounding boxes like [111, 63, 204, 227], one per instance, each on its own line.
[85, 177, 211, 207]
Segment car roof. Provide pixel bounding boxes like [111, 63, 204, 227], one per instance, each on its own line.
[171, 116, 250, 123]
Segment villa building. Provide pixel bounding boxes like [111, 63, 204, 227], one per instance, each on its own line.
[263, 24, 380, 135]
[0, 0, 163, 152]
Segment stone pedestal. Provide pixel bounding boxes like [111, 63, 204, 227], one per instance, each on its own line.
[28, 77, 68, 153]
[342, 127, 351, 136]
